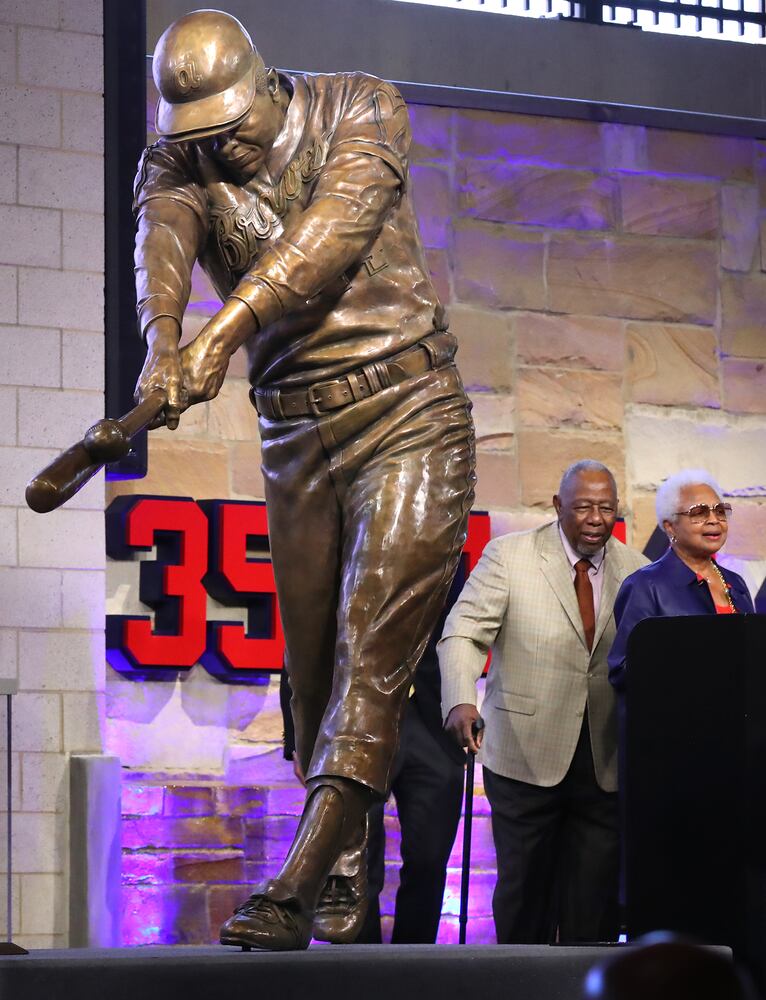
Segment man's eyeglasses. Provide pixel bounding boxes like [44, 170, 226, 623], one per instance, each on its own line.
[674, 503, 732, 523]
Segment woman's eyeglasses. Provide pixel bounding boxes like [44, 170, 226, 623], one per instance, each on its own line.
[674, 503, 732, 523]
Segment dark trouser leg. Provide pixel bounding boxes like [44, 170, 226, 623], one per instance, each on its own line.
[355, 799, 385, 944]
[357, 716, 407, 944]
[483, 766, 563, 944]
[390, 703, 464, 943]
[557, 715, 620, 943]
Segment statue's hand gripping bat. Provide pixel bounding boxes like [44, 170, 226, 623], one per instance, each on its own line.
[25, 389, 167, 514]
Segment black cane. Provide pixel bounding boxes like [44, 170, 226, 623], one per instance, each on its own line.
[458, 715, 485, 945]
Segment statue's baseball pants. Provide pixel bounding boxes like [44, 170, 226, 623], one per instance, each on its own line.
[259, 364, 475, 797]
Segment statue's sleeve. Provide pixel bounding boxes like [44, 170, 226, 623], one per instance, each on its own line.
[229, 78, 411, 332]
[133, 142, 209, 337]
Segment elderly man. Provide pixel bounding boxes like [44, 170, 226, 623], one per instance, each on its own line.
[134, 10, 475, 951]
[438, 461, 647, 944]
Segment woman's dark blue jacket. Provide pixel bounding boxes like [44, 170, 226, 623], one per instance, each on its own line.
[608, 546, 754, 693]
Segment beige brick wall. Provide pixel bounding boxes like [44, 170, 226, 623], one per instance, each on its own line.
[0, 0, 105, 948]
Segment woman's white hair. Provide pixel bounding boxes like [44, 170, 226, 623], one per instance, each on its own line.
[655, 469, 724, 529]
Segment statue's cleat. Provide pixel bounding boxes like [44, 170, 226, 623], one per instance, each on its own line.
[220, 890, 313, 952]
[312, 871, 369, 944]
[312, 822, 369, 944]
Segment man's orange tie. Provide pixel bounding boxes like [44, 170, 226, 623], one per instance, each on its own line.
[574, 558, 595, 652]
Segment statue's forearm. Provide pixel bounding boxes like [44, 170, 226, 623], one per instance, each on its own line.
[198, 297, 259, 358]
[144, 315, 182, 351]
[134, 197, 205, 339]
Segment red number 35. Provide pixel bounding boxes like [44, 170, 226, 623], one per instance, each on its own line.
[106, 496, 284, 684]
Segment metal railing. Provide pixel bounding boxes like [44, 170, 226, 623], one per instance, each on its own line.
[389, 0, 766, 40]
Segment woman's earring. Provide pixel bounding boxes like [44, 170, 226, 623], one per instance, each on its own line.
[670, 534, 677, 544]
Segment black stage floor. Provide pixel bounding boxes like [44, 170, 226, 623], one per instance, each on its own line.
[0, 944, 622, 1000]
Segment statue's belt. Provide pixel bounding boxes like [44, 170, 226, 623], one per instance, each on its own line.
[250, 332, 455, 421]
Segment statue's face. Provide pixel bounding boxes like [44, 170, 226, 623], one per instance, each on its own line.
[210, 88, 283, 181]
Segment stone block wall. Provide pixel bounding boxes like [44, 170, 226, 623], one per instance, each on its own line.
[120, 771, 495, 946]
[0, 0, 105, 948]
[107, 85, 766, 946]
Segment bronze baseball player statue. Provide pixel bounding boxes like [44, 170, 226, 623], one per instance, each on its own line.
[134, 9, 476, 951]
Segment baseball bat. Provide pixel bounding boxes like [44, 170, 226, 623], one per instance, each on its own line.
[25, 389, 167, 514]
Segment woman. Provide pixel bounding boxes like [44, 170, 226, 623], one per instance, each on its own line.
[608, 469, 754, 692]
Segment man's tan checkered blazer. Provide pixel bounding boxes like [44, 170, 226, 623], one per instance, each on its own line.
[438, 521, 648, 793]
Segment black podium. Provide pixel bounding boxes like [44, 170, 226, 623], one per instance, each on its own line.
[624, 614, 766, 984]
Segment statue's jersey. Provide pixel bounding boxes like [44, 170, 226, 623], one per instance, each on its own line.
[134, 71, 446, 389]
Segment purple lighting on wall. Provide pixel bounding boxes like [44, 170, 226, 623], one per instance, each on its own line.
[119, 768, 497, 946]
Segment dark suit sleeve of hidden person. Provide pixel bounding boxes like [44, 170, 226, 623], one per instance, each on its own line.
[132, 74, 410, 341]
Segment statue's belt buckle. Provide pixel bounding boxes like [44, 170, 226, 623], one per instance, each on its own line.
[307, 375, 367, 415]
[307, 383, 331, 416]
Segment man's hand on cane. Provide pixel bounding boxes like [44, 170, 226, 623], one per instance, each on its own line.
[445, 703, 484, 754]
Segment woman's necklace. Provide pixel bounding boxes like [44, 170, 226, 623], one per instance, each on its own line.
[707, 559, 736, 612]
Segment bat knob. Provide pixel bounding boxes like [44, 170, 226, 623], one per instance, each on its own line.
[83, 419, 129, 463]
[25, 477, 58, 514]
